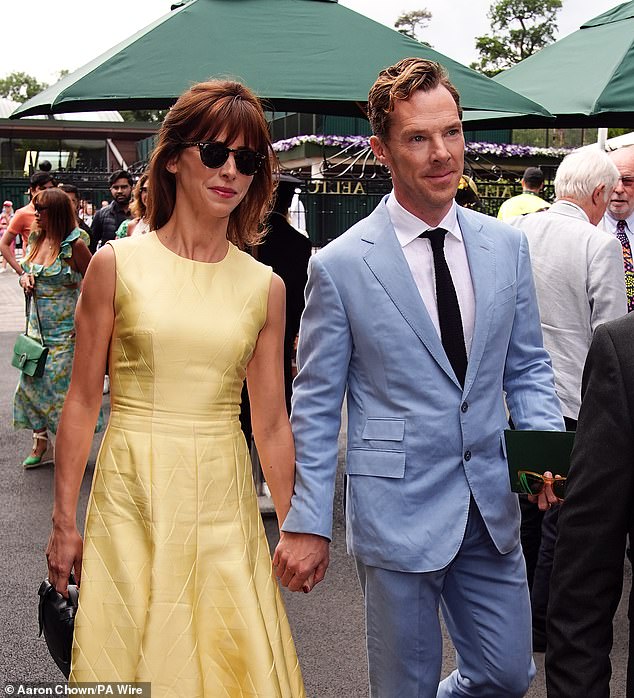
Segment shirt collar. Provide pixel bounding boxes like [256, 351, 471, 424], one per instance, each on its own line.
[386, 192, 462, 248]
[605, 209, 634, 231]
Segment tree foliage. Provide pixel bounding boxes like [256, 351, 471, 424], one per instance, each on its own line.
[119, 109, 168, 123]
[471, 0, 562, 77]
[0, 71, 49, 103]
[608, 128, 634, 139]
[394, 9, 432, 41]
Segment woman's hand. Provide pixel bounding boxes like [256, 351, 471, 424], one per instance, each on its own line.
[45, 524, 83, 598]
[19, 272, 35, 294]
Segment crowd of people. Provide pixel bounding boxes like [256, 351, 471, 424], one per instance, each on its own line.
[1, 56, 633, 697]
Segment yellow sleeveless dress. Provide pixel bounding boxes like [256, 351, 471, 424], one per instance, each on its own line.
[70, 232, 305, 697]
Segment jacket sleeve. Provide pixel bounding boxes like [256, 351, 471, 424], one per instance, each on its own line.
[546, 322, 634, 697]
[89, 209, 103, 253]
[587, 235, 628, 330]
[503, 232, 565, 430]
[282, 254, 352, 540]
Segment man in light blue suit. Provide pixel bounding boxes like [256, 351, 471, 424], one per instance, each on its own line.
[274, 58, 564, 697]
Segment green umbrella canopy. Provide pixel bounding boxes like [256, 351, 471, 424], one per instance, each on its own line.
[12, 0, 550, 120]
[493, 1, 634, 127]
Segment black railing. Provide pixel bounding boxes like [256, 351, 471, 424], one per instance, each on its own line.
[1, 171, 555, 244]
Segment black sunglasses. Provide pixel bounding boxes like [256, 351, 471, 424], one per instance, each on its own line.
[34, 204, 48, 212]
[181, 141, 266, 176]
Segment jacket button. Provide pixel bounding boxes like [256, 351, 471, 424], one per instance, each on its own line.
[464, 450, 472, 461]
[461, 401, 468, 413]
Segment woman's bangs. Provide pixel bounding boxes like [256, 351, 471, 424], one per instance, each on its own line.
[194, 97, 268, 152]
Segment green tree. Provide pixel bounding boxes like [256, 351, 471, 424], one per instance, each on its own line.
[120, 109, 168, 123]
[608, 128, 634, 139]
[0, 71, 48, 103]
[471, 0, 562, 77]
[394, 9, 432, 41]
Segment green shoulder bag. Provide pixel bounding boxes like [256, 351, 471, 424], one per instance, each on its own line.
[11, 288, 49, 378]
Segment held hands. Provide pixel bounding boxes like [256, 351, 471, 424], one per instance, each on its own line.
[273, 531, 330, 593]
[45, 525, 83, 598]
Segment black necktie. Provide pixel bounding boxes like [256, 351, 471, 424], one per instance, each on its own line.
[419, 228, 468, 386]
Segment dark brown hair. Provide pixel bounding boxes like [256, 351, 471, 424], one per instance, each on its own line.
[130, 172, 149, 220]
[26, 188, 76, 263]
[29, 171, 55, 191]
[368, 58, 462, 139]
[146, 80, 275, 248]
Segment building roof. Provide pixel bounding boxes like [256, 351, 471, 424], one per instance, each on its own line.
[0, 98, 123, 122]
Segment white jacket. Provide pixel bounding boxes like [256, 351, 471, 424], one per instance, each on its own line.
[511, 200, 627, 420]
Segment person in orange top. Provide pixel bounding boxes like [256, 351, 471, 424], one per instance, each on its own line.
[7, 171, 56, 252]
[0, 200, 14, 272]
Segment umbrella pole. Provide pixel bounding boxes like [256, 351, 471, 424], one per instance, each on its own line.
[597, 127, 609, 150]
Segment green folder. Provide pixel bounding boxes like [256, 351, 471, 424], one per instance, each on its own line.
[504, 429, 575, 494]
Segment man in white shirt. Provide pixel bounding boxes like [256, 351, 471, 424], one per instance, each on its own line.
[603, 145, 634, 312]
[510, 148, 626, 650]
[274, 57, 563, 697]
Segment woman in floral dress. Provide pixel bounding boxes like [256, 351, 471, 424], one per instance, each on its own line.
[0, 187, 101, 467]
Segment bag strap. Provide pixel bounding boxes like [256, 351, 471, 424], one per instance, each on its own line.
[23, 293, 29, 335]
[25, 284, 46, 346]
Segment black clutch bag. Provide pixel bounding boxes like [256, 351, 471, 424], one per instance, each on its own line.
[38, 577, 79, 678]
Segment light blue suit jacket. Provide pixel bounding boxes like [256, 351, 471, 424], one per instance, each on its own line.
[283, 198, 564, 573]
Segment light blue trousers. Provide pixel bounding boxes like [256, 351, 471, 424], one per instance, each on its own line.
[356, 500, 535, 698]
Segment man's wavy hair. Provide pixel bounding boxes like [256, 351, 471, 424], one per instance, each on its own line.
[368, 58, 462, 139]
[146, 79, 276, 249]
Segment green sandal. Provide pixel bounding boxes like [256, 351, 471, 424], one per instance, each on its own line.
[23, 432, 54, 469]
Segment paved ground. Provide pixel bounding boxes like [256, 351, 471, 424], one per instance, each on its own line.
[0, 265, 25, 333]
[0, 266, 630, 696]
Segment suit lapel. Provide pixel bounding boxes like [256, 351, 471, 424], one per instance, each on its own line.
[362, 203, 458, 384]
[458, 207, 495, 395]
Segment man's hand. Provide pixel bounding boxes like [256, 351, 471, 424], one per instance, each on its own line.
[529, 470, 564, 511]
[273, 531, 330, 592]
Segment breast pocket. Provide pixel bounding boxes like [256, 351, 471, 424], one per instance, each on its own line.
[361, 418, 405, 442]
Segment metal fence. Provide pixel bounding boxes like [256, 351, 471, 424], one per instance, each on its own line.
[296, 178, 555, 246]
[476, 181, 555, 218]
[299, 178, 391, 246]
[1, 172, 555, 247]
[0, 171, 128, 211]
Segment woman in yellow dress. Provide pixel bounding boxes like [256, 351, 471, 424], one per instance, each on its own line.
[45, 80, 305, 697]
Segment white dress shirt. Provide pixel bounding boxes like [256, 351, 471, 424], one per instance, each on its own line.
[602, 210, 634, 245]
[386, 192, 475, 356]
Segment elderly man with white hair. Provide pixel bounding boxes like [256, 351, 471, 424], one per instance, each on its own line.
[604, 145, 634, 312]
[510, 147, 627, 651]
